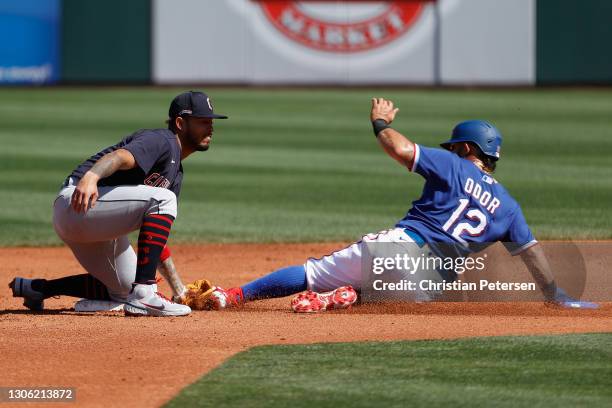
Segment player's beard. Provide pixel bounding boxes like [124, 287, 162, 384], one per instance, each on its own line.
[185, 126, 210, 152]
[195, 143, 209, 152]
[194, 134, 211, 151]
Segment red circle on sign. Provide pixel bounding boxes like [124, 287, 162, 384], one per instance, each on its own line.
[258, 1, 425, 53]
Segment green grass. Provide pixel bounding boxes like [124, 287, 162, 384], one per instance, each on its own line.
[1, 88, 611, 245]
[166, 334, 612, 408]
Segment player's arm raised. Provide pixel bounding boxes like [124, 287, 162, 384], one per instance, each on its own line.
[370, 98, 416, 169]
[71, 149, 137, 213]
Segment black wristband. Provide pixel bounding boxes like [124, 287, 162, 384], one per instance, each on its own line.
[372, 119, 390, 137]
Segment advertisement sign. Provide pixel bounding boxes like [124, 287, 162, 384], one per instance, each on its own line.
[256, 1, 427, 53]
[153, 0, 535, 85]
[154, 0, 436, 84]
[0, 0, 61, 85]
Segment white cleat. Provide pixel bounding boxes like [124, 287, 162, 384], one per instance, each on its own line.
[124, 283, 191, 317]
[9, 277, 44, 311]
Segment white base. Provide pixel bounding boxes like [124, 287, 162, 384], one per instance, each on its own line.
[74, 299, 125, 312]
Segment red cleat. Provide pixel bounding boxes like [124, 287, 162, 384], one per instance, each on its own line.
[208, 286, 244, 310]
[290, 286, 357, 313]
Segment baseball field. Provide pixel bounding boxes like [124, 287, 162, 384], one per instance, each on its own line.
[1, 88, 611, 407]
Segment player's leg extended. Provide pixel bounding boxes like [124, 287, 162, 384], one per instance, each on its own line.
[240, 240, 365, 301]
[9, 237, 133, 311]
[10, 234, 177, 312]
[209, 241, 364, 310]
[11, 273, 134, 313]
[211, 228, 431, 311]
[31, 275, 110, 300]
[209, 265, 317, 310]
[222, 265, 308, 305]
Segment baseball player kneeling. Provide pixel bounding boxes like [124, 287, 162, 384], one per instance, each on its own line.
[10, 91, 228, 317]
[193, 98, 596, 312]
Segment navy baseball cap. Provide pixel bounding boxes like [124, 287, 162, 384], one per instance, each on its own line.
[169, 91, 228, 119]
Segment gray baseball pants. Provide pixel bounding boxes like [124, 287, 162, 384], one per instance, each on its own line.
[52, 178, 177, 301]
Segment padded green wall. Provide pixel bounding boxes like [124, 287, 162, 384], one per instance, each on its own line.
[61, 0, 150, 82]
[537, 0, 612, 84]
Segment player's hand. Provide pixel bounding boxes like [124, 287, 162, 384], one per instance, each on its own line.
[71, 172, 99, 214]
[371, 97, 399, 124]
[546, 286, 599, 309]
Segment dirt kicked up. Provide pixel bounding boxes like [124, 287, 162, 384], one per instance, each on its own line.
[1, 244, 610, 408]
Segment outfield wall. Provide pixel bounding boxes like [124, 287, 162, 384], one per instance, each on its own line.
[1, 0, 611, 85]
[152, 0, 535, 85]
[537, 0, 612, 84]
[61, 0, 150, 83]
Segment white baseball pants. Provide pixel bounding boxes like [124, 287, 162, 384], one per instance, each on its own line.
[305, 228, 448, 301]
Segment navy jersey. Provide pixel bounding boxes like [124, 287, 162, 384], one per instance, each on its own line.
[69, 129, 183, 197]
[396, 145, 536, 255]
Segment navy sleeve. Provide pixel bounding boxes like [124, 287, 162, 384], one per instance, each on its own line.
[171, 170, 183, 198]
[122, 131, 170, 174]
[502, 206, 538, 255]
[411, 144, 460, 183]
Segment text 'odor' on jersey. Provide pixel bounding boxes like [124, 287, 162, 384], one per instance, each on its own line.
[396, 145, 536, 255]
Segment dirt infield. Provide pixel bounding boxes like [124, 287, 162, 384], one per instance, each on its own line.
[1, 244, 610, 408]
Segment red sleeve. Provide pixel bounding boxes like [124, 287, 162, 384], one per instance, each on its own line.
[160, 245, 172, 262]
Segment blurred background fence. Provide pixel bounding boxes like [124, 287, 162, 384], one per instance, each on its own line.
[2, 0, 612, 86]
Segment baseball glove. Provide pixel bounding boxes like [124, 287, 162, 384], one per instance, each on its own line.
[177, 279, 215, 310]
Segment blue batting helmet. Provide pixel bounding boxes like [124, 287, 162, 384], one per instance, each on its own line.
[440, 120, 502, 160]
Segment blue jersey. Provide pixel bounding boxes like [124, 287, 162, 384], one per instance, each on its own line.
[396, 145, 536, 255]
